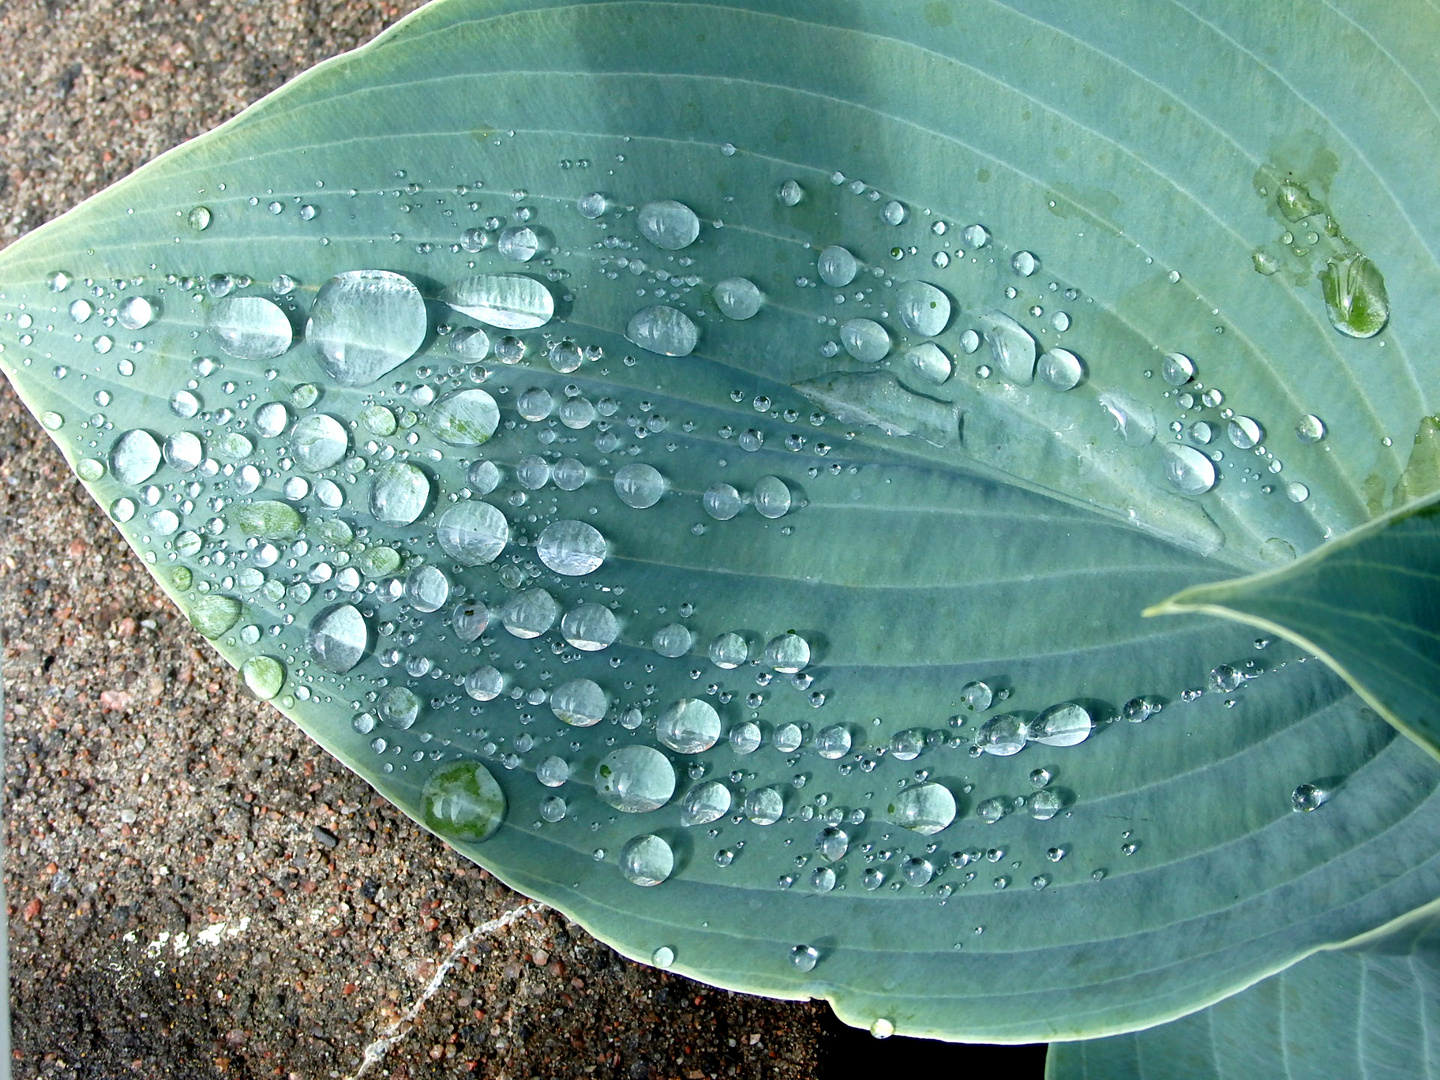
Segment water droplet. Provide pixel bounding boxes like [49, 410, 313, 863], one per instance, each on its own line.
[753, 475, 792, 519]
[651, 946, 675, 968]
[379, 686, 420, 728]
[464, 666, 504, 701]
[428, 388, 500, 446]
[975, 713, 1027, 756]
[708, 632, 748, 669]
[1291, 781, 1331, 812]
[444, 273, 555, 330]
[1294, 414, 1327, 443]
[452, 602, 489, 643]
[1276, 181, 1325, 222]
[1162, 352, 1195, 386]
[403, 564, 450, 613]
[818, 246, 859, 288]
[537, 520, 607, 576]
[637, 200, 701, 250]
[1011, 251, 1038, 276]
[703, 483, 744, 520]
[232, 499, 302, 540]
[560, 603, 620, 651]
[815, 724, 852, 759]
[577, 192, 608, 219]
[435, 501, 509, 565]
[764, 632, 810, 673]
[497, 225, 545, 262]
[614, 463, 666, 508]
[895, 280, 951, 337]
[595, 746, 676, 813]
[188, 594, 241, 639]
[626, 305, 699, 357]
[743, 787, 784, 825]
[118, 295, 156, 330]
[1321, 252, 1389, 338]
[1037, 348, 1084, 391]
[1026, 702, 1092, 747]
[1123, 697, 1157, 722]
[1227, 415, 1264, 450]
[370, 462, 432, 526]
[657, 698, 722, 754]
[500, 589, 560, 638]
[422, 760, 506, 843]
[110, 429, 161, 485]
[536, 756, 570, 788]
[959, 681, 993, 712]
[887, 783, 957, 834]
[881, 200, 906, 226]
[240, 655, 285, 700]
[713, 278, 764, 320]
[904, 342, 952, 385]
[681, 780, 732, 825]
[551, 678, 608, 727]
[1162, 443, 1218, 495]
[206, 296, 292, 360]
[977, 312, 1036, 385]
[1029, 790, 1063, 821]
[1099, 390, 1156, 447]
[291, 414, 349, 471]
[790, 944, 819, 973]
[839, 319, 891, 362]
[1285, 481, 1310, 503]
[976, 797, 1009, 824]
[308, 604, 368, 673]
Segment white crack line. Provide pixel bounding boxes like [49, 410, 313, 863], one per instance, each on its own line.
[347, 900, 546, 1079]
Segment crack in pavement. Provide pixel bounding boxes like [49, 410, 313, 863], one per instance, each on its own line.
[346, 900, 546, 1078]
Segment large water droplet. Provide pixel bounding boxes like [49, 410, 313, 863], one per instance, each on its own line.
[886, 783, 957, 834]
[613, 463, 666, 508]
[626, 305, 699, 357]
[904, 342, 952, 385]
[551, 678, 608, 727]
[680, 780, 732, 825]
[118, 295, 156, 330]
[595, 746, 676, 813]
[657, 698, 722, 754]
[560, 603, 620, 651]
[895, 281, 951, 337]
[713, 278, 763, 320]
[291, 414, 349, 471]
[110, 429, 161, 485]
[207, 296, 292, 360]
[637, 200, 701, 250]
[1027, 702, 1093, 747]
[422, 760, 506, 843]
[303, 271, 426, 386]
[977, 312, 1036, 385]
[703, 483, 744, 520]
[537, 520, 607, 576]
[308, 604, 368, 673]
[818, 246, 858, 287]
[188, 594, 241, 639]
[428, 389, 500, 445]
[241, 656, 285, 700]
[753, 475, 792, 519]
[500, 589, 559, 638]
[1227, 416, 1264, 450]
[1320, 252, 1389, 338]
[815, 724, 852, 759]
[764, 632, 810, 673]
[1037, 348, 1085, 391]
[233, 500, 303, 540]
[840, 319, 891, 363]
[444, 273, 555, 330]
[1162, 443, 1218, 495]
[437, 502, 509, 564]
[975, 713, 1027, 756]
[744, 787, 784, 825]
[370, 462, 432, 526]
[619, 834, 675, 886]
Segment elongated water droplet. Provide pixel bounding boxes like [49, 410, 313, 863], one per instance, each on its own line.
[619, 834, 675, 886]
[305, 271, 426, 385]
[887, 783, 957, 834]
[626, 305, 699, 357]
[637, 200, 700, 250]
[437, 502, 509, 564]
[895, 280, 951, 337]
[1027, 702, 1092, 747]
[1162, 443, 1218, 495]
[977, 311, 1036, 385]
[208, 296, 292, 360]
[614, 463, 666, 508]
[428, 389, 500, 445]
[444, 273, 555, 330]
[1321, 252, 1389, 339]
[537, 520, 606, 576]
[713, 277, 763, 320]
[840, 319, 891, 362]
[595, 746, 676, 813]
[905, 342, 952, 385]
[1038, 348, 1085, 391]
[422, 760, 506, 843]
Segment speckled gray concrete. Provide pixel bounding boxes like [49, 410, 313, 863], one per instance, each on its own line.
[0, 2, 834, 1077]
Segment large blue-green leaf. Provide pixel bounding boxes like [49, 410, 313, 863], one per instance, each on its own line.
[1152, 491, 1440, 760]
[1045, 908, 1440, 1079]
[2, 0, 1439, 1045]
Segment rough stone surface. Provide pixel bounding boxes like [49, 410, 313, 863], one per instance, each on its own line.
[0, 2, 838, 1077]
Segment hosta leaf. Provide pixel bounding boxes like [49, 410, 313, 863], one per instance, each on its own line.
[1151, 492, 1440, 760]
[1045, 908, 1440, 1080]
[2, 0, 1440, 1045]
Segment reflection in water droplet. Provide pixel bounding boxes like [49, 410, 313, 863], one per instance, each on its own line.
[905, 342, 952, 385]
[637, 200, 700, 250]
[551, 678, 608, 727]
[370, 462, 432, 526]
[818, 246, 859, 288]
[1162, 443, 1218, 495]
[596, 746, 676, 813]
[895, 280, 951, 337]
[428, 389, 500, 446]
[537, 520, 607, 576]
[753, 475, 792, 519]
[1295, 414, 1327, 443]
[840, 319, 891, 363]
[437, 502, 509, 564]
[291, 414, 349, 471]
[444, 273, 555, 330]
[764, 632, 810, 673]
[713, 278, 764, 320]
[110, 430, 161, 485]
[657, 698, 722, 754]
[1162, 352, 1195, 387]
[208, 296, 292, 360]
[305, 271, 427, 386]
[118, 295, 156, 329]
[422, 760, 506, 843]
[1227, 416, 1264, 450]
[308, 604, 368, 673]
[561, 603, 620, 651]
[614, 463, 666, 508]
[1027, 702, 1092, 746]
[626, 305, 699, 357]
[744, 787, 784, 825]
[977, 312, 1036, 385]
[975, 713, 1027, 756]
[703, 484, 744, 520]
[1321, 252, 1389, 339]
[681, 780, 732, 825]
[887, 783, 957, 834]
[619, 834, 674, 886]
[1037, 348, 1084, 391]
